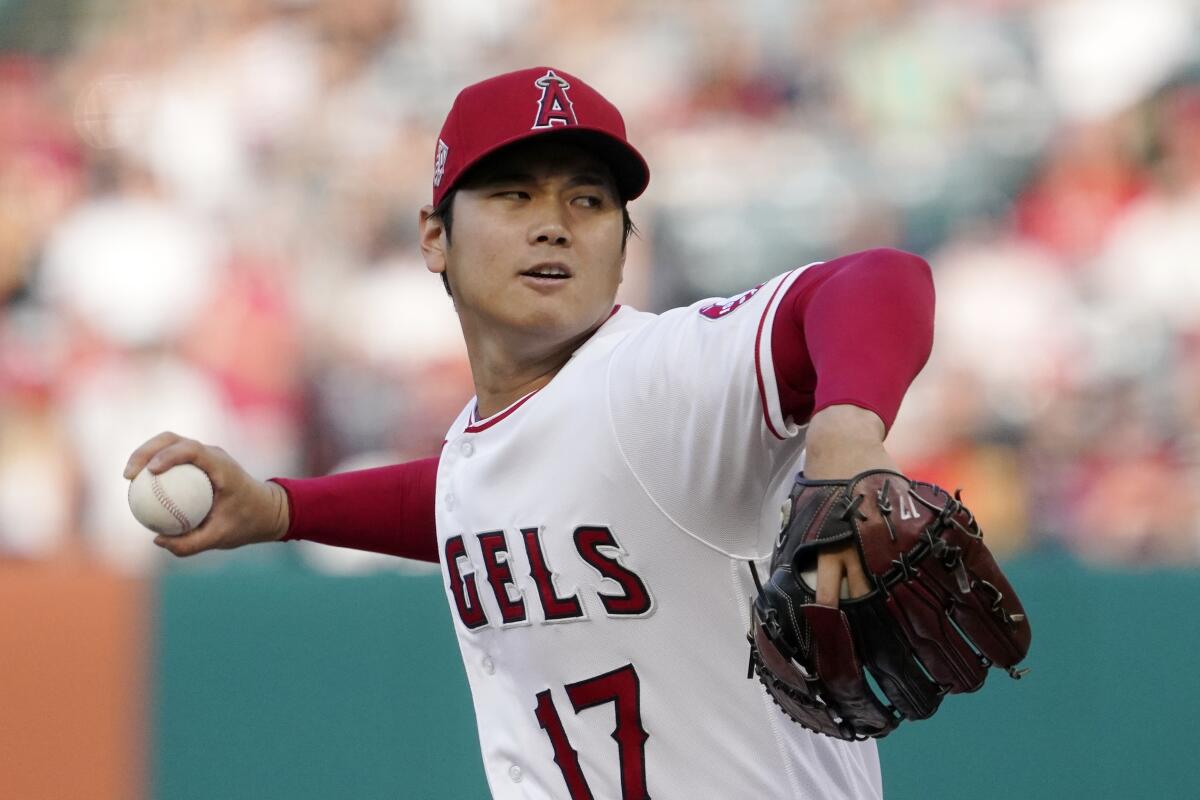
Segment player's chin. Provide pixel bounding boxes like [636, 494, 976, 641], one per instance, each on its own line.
[507, 301, 596, 341]
[510, 308, 579, 337]
[512, 282, 579, 316]
[502, 282, 611, 333]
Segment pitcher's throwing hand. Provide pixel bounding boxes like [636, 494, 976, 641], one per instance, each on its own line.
[124, 432, 288, 557]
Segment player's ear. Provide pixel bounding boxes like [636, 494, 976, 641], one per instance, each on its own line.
[419, 205, 447, 275]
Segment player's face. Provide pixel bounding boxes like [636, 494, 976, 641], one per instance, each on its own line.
[420, 140, 626, 350]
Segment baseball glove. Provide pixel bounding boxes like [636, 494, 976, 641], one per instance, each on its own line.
[748, 469, 1031, 740]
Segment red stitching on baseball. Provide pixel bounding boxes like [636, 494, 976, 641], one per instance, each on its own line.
[151, 473, 192, 530]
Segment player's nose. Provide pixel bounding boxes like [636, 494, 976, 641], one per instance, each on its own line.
[533, 227, 570, 246]
[529, 206, 572, 247]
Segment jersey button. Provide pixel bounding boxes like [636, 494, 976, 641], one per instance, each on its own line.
[508, 765, 523, 783]
[460, 441, 474, 457]
[444, 494, 456, 510]
[481, 656, 495, 674]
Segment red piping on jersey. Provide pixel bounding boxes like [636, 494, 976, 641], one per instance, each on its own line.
[465, 390, 539, 433]
[753, 273, 795, 441]
[462, 305, 623, 434]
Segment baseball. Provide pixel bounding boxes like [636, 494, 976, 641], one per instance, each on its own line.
[128, 463, 214, 536]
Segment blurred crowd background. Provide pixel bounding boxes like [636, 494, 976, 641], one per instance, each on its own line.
[2, 0, 1199, 572]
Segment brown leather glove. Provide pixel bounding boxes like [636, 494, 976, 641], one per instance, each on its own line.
[749, 469, 1032, 740]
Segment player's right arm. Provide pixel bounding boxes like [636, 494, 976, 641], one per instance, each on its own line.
[123, 432, 439, 561]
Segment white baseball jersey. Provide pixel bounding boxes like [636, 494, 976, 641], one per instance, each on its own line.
[435, 266, 883, 799]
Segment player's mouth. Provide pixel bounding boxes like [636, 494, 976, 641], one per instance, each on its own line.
[519, 262, 573, 286]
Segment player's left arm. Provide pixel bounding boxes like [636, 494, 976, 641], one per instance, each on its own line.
[769, 248, 936, 603]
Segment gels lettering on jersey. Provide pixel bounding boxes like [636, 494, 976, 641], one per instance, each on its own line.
[442, 524, 653, 631]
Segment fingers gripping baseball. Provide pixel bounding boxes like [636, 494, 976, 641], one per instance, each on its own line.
[125, 432, 290, 557]
[814, 543, 871, 606]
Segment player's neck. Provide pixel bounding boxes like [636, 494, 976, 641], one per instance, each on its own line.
[458, 305, 616, 418]
[464, 330, 584, 419]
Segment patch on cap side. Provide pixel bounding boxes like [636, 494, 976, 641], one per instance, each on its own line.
[432, 138, 450, 188]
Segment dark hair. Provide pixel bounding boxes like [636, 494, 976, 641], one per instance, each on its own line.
[429, 189, 638, 297]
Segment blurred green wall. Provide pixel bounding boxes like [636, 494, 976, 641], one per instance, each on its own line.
[152, 565, 487, 799]
[153, 555, 1198, 799]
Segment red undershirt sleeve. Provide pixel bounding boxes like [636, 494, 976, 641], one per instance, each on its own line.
[770, 248, 935, 433]
[270, 457, 440, 563]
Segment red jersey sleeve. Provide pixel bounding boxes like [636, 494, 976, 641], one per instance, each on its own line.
[771, 248, 935, 432]
[271, 457, 440, 563]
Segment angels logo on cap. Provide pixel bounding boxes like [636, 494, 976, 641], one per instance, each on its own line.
[430, 66, 650, 207]
[532, 70, 577, 128]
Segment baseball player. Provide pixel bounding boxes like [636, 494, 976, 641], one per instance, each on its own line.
[126, 67, 943, 799]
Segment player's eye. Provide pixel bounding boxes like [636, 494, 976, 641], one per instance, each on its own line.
[493, 190, 530, 200]
[573, 194, 604, 208]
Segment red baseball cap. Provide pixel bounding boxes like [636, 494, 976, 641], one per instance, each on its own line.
[431, 66, 650, 206]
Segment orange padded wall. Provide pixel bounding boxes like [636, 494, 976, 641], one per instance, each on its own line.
[0, 561, 147, 800]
